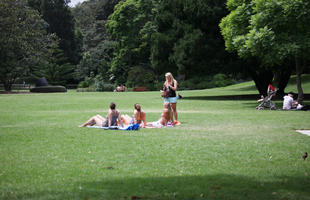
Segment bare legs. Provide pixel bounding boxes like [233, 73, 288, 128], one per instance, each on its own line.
[121, 114, 133, 125]
[171, 103, 177, 122]
[79, 114, 106, 127]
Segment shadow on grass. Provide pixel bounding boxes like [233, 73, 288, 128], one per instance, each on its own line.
[232, 84, 257, 91]
[183, 94, 310, 101]
[5, 174, 310, 199]
[76, 174, 310, 199]
[183, 94, 260, 101]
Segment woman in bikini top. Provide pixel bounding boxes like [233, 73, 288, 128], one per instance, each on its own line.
[133, 103, 146, 127]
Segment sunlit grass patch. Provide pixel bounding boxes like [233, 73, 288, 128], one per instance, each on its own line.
[0, 79, 310, 199]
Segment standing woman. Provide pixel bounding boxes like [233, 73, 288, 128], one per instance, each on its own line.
[163, 72, 179, 125]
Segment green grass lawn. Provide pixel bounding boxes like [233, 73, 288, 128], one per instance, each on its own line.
[1, 76, 310, 200]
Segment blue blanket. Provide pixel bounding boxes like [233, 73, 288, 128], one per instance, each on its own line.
[87, 123, 140, 131]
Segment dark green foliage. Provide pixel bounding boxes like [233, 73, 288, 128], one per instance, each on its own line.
[126, 66, 156, 90]
[77, 75, 115, 92]
[73, 0, 120, 51]
[96, 0, 122, 21]
[30, 85, 67, 93]
[179, 74, 235, 90]
[31, 43, 75, 86]
[77, 76, 95, 88]
[93, 75, 115, 91]
[106, 0, 156, 84]
[72, 0, 121, 84]
[39, 0, 82, 65]
[151, 0, 234, 79]
[213, 74, 235, 87]
[74, 0, 246, 90]
[0, 0, 53, 91]
[220, 0, 310, 99]
[76, 41, 116, 82]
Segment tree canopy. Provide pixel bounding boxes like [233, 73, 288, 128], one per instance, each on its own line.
[220, 0, 310, 101]
[0, 0, 54, 91]
[2, 0, 309, 94]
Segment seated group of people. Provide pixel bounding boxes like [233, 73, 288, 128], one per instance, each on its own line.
[114, 85, 126, 92]
[79, 102, 175, 128]
[283, 91, 309, 110]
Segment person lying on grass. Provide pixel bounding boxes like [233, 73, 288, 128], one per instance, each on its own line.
[79, 102, 124, 127]
[146, 102, 173, 128]
[121, 103, 146, 128]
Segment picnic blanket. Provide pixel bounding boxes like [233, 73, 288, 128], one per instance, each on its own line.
[87, 123, 140, 131]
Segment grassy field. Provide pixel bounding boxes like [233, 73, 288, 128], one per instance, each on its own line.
[0, 75, 310, 200]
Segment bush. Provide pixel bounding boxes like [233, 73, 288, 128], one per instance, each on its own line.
[92, 75, 115, 91]
[76, 88, 96, 92]
[213, 74, 235, 87]
[152, 81, 164, 91]
[77, 75, 115, 92]
[94, 76, 105, 92]
[178, 74, 235, 90]
[179, 79, 196, 90]
[30, 86, 67, 93]
[102, 83, 115, 91]
[78, 81, 88, 88]
[126, 66, 155, 90]
[77, 77, 95, 88]
[196, 81, 214, 89]
[179, 76, 212, 90]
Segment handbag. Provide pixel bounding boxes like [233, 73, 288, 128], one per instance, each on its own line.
[161, 90, 169, 98]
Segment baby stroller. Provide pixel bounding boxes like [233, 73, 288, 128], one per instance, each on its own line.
[256, 87, 277, 110]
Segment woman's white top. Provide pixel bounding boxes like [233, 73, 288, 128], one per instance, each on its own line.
[283, 95, 294, 110]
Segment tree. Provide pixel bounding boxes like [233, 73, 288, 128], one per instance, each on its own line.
[106, 0, 156, 84]
[76, 41, 116, 82]
[39, 0, 82, 65]
[31, 43, 75, 85]
[0, 0, 54, 91]
[220, 0, 310, 101]
[151, 0, 239, 80]
[72, 0, 120, 82]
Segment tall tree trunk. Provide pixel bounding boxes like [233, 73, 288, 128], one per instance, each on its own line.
[249, 69, 274, 96]
[295, 55, 304, 104]
[4, 81, 12, 91]
[274, 65, 292, 96]
[245, 58, 274, 96]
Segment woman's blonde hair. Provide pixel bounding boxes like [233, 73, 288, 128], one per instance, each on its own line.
[164, 102, 173, 121]
[165, 72, 175, 83]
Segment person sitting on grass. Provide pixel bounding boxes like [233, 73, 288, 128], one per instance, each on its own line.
[283, 92, 298, 110]
[121, 103, 146, 128]
[282, 91, 310, 111]
[79, 102, 124, 127]
[146, 102, 173, 128]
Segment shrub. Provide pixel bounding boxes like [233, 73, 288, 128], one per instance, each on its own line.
[179, 76, 213, 90]
[103, 83, 115, 91]
[178, 74, 235, 90]
[30, 86, 67, 93]
[152, 81, 164, 91]
[126, 66, 155, 90]
[94, 76, 105, 91]
[196, 81, 214, 89]
[77, 77, 95, 88]
[76, 88, 96, 92]
[179, 79, 196, 90]
[213, 74, 235, 87]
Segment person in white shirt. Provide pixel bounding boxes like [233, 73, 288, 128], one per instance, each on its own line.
[283, 92, 297, 110]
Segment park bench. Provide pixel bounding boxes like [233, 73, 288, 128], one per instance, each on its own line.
[134, 86, 147, 92]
